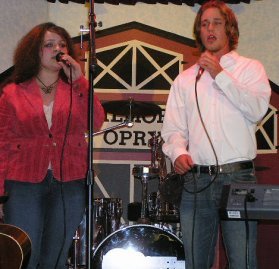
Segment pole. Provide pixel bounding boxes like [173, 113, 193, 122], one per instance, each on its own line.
[86, 0, 96, 268]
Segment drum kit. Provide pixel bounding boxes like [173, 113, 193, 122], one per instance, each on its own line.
[68, 98, 185, 269]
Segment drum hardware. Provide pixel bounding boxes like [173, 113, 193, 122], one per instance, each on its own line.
[102, 98, 162, 118]
[148, 131, 160, 168]
[148, 191, 180, 224]
[132, 132, 181, 225]
[155, 137, 182, 223]
[127, 200, 182, 242]
[132, 166, 159, 224]
[86, 118, 133, 139]
[68, 198, 123, 269]
[132, 132, 161, 224]
[152, 222, 183, 241]
[70, 231, 80, 269]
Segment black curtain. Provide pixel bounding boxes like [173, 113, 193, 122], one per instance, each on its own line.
[46, 0, 251, 5]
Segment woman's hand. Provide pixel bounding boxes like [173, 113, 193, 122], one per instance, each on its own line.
[57, 54, 83, 82]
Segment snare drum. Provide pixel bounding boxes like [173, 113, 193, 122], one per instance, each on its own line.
[92, 224, 185, 269]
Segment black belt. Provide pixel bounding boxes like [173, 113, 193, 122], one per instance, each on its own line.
[192, 161, 254, 175]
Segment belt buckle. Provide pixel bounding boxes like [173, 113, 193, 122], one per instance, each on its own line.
[209, 165, 222, 175]
[209, 166, 212, 175]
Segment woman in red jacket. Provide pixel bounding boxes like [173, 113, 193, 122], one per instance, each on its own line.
[0, 22, 105, 268]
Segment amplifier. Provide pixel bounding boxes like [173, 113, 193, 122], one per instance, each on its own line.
[220, 183, 279, 220]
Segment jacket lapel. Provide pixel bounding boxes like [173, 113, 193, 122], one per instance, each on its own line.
[51, 80, 70, 130]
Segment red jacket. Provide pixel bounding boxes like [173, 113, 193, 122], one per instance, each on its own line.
[0, 76, 104, 195]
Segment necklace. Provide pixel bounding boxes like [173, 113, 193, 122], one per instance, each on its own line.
[36, 76, 59, 94]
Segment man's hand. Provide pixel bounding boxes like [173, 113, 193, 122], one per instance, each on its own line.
[198, 51, 223, 79]
[174, 154, 194, 175]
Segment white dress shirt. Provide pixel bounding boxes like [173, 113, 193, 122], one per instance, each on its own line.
[161, 51, 271, 166]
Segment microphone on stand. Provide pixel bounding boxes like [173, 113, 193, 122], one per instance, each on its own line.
[56, 52, 71, 66]
[196, 67, 204, 81]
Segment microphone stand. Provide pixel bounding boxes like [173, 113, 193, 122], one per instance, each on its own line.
[86, 119, 134, 138]
[86, 0, 97, 268]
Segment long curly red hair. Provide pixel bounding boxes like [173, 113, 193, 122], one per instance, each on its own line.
[7, 22, 77, 86]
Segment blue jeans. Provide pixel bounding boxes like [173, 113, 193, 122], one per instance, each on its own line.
[4, 170, 86, 269]
[180, 168, 258, 269]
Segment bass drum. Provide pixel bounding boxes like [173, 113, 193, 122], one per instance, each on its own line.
[92, 224, 185, 269]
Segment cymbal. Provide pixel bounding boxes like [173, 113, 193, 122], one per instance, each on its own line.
[102, 99, 162, 117]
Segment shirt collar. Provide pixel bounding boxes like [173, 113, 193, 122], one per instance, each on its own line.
[220, 50, 239, 69]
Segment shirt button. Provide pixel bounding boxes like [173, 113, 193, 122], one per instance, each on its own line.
[53, 142, 57, 146]
[49, 133, 53, 138]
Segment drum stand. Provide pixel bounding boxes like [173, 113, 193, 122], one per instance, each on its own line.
[70, 231, 80, 269]
[132, 132, 160, 223]
[132, 166, 159, 223]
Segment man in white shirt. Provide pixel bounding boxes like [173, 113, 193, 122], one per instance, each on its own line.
[161, 1, 271, 268]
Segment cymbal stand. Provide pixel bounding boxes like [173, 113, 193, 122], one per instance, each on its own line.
[140, 175, 149, 223]
[148, 132, 160, 168]
[71, 231, 80, 269]
[90, 119, 133, 137]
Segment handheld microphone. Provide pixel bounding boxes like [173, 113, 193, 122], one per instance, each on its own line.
[196, 67, 204, 81]
[56, 52, 71, 66]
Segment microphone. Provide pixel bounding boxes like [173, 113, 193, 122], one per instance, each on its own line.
[196, 67, 204, 81]
[56, 52, 70, 66]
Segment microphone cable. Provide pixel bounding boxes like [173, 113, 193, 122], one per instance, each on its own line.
[54, 66, 73, 269]
[184, 69, 220, 269]
[184, 69, 219, 195]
